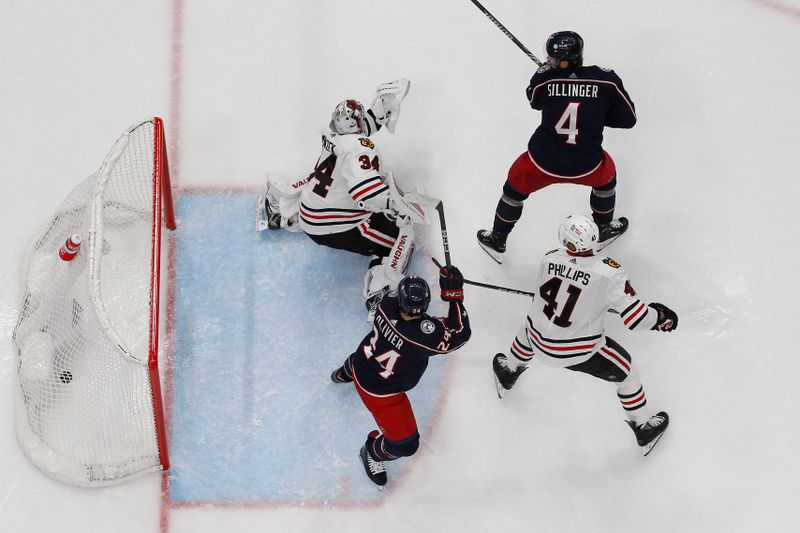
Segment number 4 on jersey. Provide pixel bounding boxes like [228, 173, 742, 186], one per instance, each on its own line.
[555, 102, 580, 145]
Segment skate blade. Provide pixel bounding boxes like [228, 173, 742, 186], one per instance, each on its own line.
[478, 242, 504, 264]
[595, 234, 623, 252]
[641, 431, 666, 456]
[493, 372, 507, 398]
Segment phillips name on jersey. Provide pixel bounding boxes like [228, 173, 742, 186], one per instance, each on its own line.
[525, 248, 657, 369]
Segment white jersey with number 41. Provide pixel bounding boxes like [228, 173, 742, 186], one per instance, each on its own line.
[524, 248, 658, 367]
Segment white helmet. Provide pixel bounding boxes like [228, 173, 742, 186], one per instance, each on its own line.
[330, 99, 367, 134]
[558, 214, 598, 253]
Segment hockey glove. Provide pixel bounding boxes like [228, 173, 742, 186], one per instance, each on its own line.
[649, 302, 678, 332]
[370, 79, 411, 133]
[439, 265, 464, 302]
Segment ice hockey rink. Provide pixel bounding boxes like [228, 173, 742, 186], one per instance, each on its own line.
[2, 0, 799, 532]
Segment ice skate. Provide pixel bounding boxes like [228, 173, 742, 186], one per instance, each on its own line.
[493, 353, 527, 398]
[595, 217, 629, 251]
[626, 411, 669, 456]
[477, 229, 507, 264]
[359, 433, 387, 487]
[256, 185, 283, 232]
[330, 365, 353, 384]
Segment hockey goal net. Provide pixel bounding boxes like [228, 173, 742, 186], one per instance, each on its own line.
[13, 118, 175, 487]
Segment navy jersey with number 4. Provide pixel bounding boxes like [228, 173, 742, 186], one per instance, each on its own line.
[526, 64, 637, 177]
[351, 294, 471, 395]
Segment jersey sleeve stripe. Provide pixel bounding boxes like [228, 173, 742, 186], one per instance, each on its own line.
[357, 186, 389, 202]
[628, 308, 649, 330]
[621, 300, 640, 316]
[348, 176, 382, 194]
[622, 302, 647, 326]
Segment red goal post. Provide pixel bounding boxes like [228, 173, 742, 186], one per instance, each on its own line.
[13, 117, 175, 487]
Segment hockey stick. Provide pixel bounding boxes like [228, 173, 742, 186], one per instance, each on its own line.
[431, 257, 534, 297]
[434, 202, 452, 267]
[468, 0, 543, 66]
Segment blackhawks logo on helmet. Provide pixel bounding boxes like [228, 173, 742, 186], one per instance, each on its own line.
[359, 137, 374, 149]
[603, 257, 621, 269]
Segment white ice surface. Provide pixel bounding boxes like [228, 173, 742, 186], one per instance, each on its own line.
[2, 1, 800, 532]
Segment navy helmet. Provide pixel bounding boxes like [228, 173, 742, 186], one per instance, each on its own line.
[545, 31, 584, 65]
[397, 276, 431, 316]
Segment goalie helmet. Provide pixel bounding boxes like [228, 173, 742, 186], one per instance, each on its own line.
[330, 99, 367, 135]
[397, 276, 430, 317]
[545, 31, 584, 65]
[558, 214, 598, 254]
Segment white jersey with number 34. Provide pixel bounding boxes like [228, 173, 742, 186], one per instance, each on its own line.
[523, 248, 658, 367]
[299, 129, 390, 236]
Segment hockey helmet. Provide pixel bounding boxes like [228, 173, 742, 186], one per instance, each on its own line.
[330, 99, 367, 135]
[397, 276, 431, 317]
[545, 31, 584, 65]
[558, 214, 598, 254]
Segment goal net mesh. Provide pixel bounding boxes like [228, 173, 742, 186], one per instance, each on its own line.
[13, 118, 170, 487]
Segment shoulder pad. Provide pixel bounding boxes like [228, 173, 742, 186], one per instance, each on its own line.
[602, 257, 621, 269]
[536, 64, 551, 74]
[545, 248, 560, 255]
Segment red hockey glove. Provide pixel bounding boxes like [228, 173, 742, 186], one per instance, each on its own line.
[439, 265, 464, 302]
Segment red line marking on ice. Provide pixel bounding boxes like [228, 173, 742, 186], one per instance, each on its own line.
[749, 0, 800, 19]
[160, 1, 183, 532]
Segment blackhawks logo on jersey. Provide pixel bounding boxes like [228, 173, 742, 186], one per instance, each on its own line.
[359, 137, 374, 149]
[603, 257, 621, 269]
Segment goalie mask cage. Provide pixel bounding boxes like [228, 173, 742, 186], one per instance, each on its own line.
[13, 117, 175, 487]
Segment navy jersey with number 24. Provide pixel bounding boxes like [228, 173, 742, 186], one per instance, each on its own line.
[351, 294, 471, 395]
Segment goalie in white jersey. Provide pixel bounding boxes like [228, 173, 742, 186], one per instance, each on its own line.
[493, 214, 678, 455]
[257, 79, 426, 318]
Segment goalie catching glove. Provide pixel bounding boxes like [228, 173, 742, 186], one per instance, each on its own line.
[370, 78, 411, 133]
[649, 302, 678, 332]
[439, 265, 464, 302]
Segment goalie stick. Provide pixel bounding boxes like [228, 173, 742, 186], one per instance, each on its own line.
[468, 0, 543, 66]
[431, 257, 534, 297]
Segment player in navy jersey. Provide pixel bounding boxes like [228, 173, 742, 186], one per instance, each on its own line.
[477, 31, 638, 264]
[330, 267, 471, 486]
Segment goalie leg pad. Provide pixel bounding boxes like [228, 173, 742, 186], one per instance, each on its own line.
[257, 173, 306, 232]
[365, 226, 414, 297]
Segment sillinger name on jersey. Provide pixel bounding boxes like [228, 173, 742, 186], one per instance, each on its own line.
[546, 83, 599, 98]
